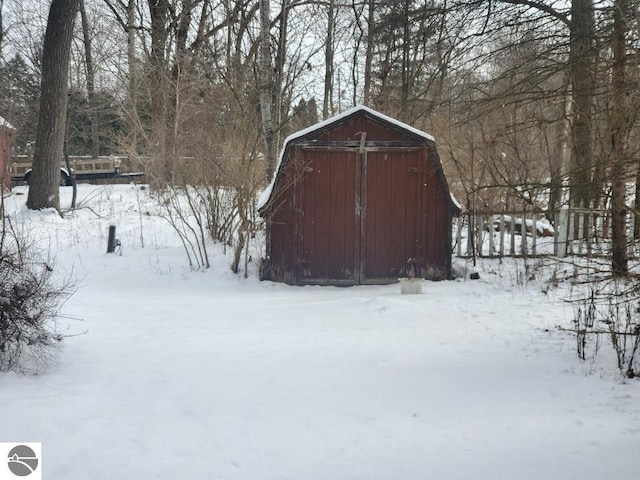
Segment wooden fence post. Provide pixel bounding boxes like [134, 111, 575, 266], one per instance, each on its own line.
[488, 214, 495, 256]
[627, 210, 634, 257]
[554, 210, 559, 256]
[532, 212, 537, 256]
[577, 211, 584, 255]
[521, 209, 527, 256]
[452, 206, 624, 259]
[557, 206, 569, 257]
[477, 212, 484, 256]
[585, 211, 592, 255]
[456, 216, 463, 257]
[466, 211, 474, 257]
[510, 214, 516, 255]
[499, 213, 506, 256]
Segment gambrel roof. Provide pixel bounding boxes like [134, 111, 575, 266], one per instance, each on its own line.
[258, 105, 460, 212]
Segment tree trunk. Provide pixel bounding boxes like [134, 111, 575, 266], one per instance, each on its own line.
[80, 0, 100, 160]
[634, 165, 640, 239]
[126, 0, 138, 155]
[400, 0, 410, 120]
[0, 0, 4, 50]
[568, 0, 595, 209]
[548, 80, 571, 216]
[127, 0, 136, 97]
[26, 0, 80, 212]
[363, 0, 374, 107]
[610, 0, 630, 276]
[63, 127, 77, 210]
[148, 0, 172, 187]
[274, 0, 290, 153]
[323, 0, 335, 119]
[259, 0, 275, 181]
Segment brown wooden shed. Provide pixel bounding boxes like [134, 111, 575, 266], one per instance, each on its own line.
[258, 106, 460, 286]
[0, 116, 16, 190]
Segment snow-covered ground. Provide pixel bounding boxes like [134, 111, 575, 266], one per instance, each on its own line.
[1, 184, 639, 479]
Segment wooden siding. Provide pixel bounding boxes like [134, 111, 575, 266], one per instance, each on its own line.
[297, 148, 359, 283]
[362, 149, 423, 282]
[262, 109, 455, 285]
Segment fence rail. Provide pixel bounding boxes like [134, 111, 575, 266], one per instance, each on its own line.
[10, 154, 132, 176]
[454, 207, 640, 258]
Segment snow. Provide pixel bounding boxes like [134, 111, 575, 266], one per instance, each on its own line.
[1, 184, 640, 479]
[0, 115, 15, 130]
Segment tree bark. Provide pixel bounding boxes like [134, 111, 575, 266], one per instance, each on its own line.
[63, 120, 77, 210]
[0, 0, 4, 50]
[26, 0, 80, 212]
[259, 0, 275, 181]
[568, 0, 595, 209]
[148, 0, 171, 187]
[400, 0, 410, 120]
[323, 0, 335, 119]
[610, 0, 630, 276]
[80, 0, 100, 160]
[274, 0, 290, 153]
[363, 0, 374, 107]
[127, 0, 136, 97]
[634, 165, 640, 239]
[126, 0, 138, 155]
[548, 81, 571, 215]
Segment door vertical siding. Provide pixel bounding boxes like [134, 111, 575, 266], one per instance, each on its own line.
[259, 106, 459, 285]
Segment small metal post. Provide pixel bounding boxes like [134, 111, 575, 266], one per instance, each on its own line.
[107, 225, 117, 253]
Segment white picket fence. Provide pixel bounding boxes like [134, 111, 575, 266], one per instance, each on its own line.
[454, 207, 640, 258]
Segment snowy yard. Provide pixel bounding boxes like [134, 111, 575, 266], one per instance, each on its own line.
[1, 184, 640, 479]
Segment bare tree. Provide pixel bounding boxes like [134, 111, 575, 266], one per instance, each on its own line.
[363, 0, 374, 106]
[568, 0, 596, 209]
[609, 0, 633, 275]
[259, 0, 275, 180]
[79, 0, 99, 160]
[26, 0, 80, 212]
[322, 0, 335, 118]
[0, 0, 4, 50]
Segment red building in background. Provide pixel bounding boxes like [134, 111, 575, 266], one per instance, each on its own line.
[0, 116, 15, 190]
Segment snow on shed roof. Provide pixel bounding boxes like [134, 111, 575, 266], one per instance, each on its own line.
[0, 116, 16, 131]
[258, 105, 437, 210]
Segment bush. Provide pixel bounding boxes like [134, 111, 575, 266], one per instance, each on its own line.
[0, 221, 75, 374]
[572, 282, 640, 379]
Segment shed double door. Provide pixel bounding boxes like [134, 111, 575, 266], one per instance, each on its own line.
[296, 147, 424, 284]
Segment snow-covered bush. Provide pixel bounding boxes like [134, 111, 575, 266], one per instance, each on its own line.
[0, 217, 74, 373]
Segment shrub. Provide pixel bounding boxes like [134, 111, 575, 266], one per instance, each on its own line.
[572, 282, 640, 379]
[0, 218, 75, 374]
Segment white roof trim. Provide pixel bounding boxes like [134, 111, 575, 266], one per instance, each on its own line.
[258, 105, 436, 210]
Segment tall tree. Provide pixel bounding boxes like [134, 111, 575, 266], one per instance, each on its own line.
[0, 0, 4, 50]
[371, 0, 450, 122]
[609, 0, 632, 275]
[363, 0, 375, 106]
[323, 0, 335, 118]
[147, 0, 171, 185]
[26, 0, 80, 212]
[259, 0, 275, 180]
[568, 0, 596, 209]
[79, 0, 100, 160]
